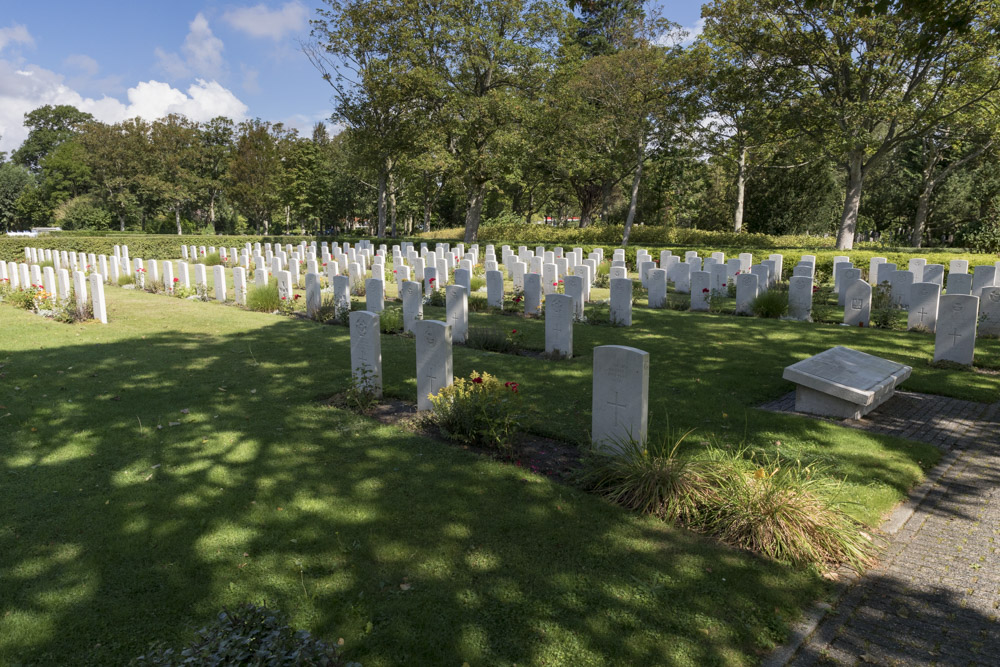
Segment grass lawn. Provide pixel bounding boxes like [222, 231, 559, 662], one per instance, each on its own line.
[2, 271, 995, 665]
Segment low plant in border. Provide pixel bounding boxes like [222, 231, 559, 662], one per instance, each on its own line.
[246, 282, 280, 312]
[465, 325, 521, 353]
[428, 371, 522, 453]
[132, 602, 351, 666]
[751, 289, 788, 318]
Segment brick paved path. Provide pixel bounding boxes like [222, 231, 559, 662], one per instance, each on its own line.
[762, 392, 1000, 666]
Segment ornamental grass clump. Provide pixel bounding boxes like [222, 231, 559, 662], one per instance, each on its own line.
[465, 325, 521, 353]
[751, 289, 788, 318]
[703, 455, 876, 571]
[379, 306, 404, 333]
[246, 281, 280, 312]
[428, 371, 521, 452]
[578, 430, 722, 525]
[197, 252, 223, 266]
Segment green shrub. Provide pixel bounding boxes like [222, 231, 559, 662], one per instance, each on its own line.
[427, 288, 446, 307]
[315, 293, 347, 324]
[246, 282, 280, 312]
[7, 286, 38, 310]
[428, 371, 522, 452]
[379, 307, 404, 333]
[132, 603, 347, 666]
[751, 290, 788, 318]
[468, 294, 489, 312]
[197, 252, 223, 266]
[36, 260, 55, 269]
[870, 282, 898, 329]
[465, 325, 521, 353]
[469, 276, 485, 292]
[118, 273, 135, 286]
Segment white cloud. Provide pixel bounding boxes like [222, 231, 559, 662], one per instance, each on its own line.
[0, 58, 247, 153]
[658, 18, 705, 48]
[241, 64, 261, 94]
[223, 2, 309, 41]
[156, 12, 226, 80]
[0, 24, 33, 52]
[63, 54, 99, 77]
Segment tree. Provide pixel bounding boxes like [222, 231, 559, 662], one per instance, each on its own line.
[12, 105, 94, 173]
[152, 115, 202, 235]
[704, 0, 1000, 249]
[228, 120, 285, 234]
[0, 163, 34, 231]
[77, 120, 146, 232]
[198, 117, 235, 234]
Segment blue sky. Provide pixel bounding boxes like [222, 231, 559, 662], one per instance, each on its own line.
[0, 1, 706, 154]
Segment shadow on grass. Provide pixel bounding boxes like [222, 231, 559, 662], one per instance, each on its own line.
[1, 317, 825, 667]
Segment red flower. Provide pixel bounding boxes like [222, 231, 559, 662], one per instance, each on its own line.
[553, 282, 558, 286]
[702, 287, 710, 293]
[511, 329, 517, 334]
[472, 377, 484, 384]
[173, 278, 180, 282]
[722, 283, 726, 288]
[281, 296, 287, 300]
[429, 277, 436, 283]
[293, 294, 301, 300]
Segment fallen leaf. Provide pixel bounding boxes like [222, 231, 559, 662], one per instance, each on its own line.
[180, 409, 189, 414]
[400, 583, 411, 591]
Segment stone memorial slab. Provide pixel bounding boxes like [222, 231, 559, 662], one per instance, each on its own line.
[333, 275, 350, 317]
[783, 346, 911, 419]
[875, 262, 896, 285]
[305, 273, 321, 317]
[972, 265, 997, 294]
[838, 268, 862, 306]
[908, 258, 926, 282]
[923, 264, 944, 286]
[889, 270, 914, 309]
[934, 294, 978, 365]
[564, 275, 585, 320]
[592, 345, 649, 454]
[415, 320, 452, 411]
[949, 259, 969, 274]
[670, 261, 691, 293]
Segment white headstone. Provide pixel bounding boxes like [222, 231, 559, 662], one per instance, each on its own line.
[233, 267, 247, 306]
[486, 270, 504, 308]
[735, 272, 759, 315]
[592, 345, 649, 454]
[305, 273, 321, 318]
[350, 310, 383, 397]
[401, 280, 423, 333]
[788, 276, 813, 321]
[647, 268, 667, 309]
[89, 272, 107, 323]
[524, 273, 542, 316]
[934, 294, 978, 365]
[843, 280, 872, 327]
[415, 320, 453, 411]
[690, 271, 711, 311]
[946, 272, 973, 295]
[978, 286, 1000, 338]
[609, 277, 632, 326]
[908, 282, 940, 332]
[213, 265, 227, 302]
[446, 285, 468, 343]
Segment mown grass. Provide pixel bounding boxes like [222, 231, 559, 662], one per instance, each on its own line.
[3, 256, 996, 664]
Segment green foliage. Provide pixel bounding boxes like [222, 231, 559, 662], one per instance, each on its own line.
[315, 293, 348, 325]
[117, 273, 136, 286]
[750, 290, 788, 318]
[465, 325, 522, 353]
[344, 366, 381, 413]
[870, 282, 900, 329]
[426, 287, 446, 307]
[6, 285, 38, 310]
[132, 603, 347, 666]
[52, 292, 93, 323]
[956, 214, 1000, 253]
[468, 276, 485, 292]
[379, 306, 404, 333]
[54, 195, 114, 230]
[197, 252, 224, 266]
[467, 294, 490, 312]
[0, 163, 34, 232]
[246, 282, 280, 312]
[428, 371, 522, 452]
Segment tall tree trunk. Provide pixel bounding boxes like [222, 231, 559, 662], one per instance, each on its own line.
[119, 213, 125, 232]
[734, 145, 747, 233]
[910, 189, 932, 248]
[525, 191, 534, 226]
[601, 179, 613, 223]
[389, 184, 397, 239]
[463, 182, 487, 243]
[836, 150, 865, 251]
[621, 137, 644, 247]
[209, 195, 216, 234]
[175, 207, 182, 235]
[376, 169, 388, 238]
[285, 206, 291, 234]
[423, 199, 433, 233]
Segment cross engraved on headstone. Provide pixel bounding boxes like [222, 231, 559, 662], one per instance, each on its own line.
[949, 329, 962, 346]
[608, 391, 628, 427]
[916, 307, 929, 323]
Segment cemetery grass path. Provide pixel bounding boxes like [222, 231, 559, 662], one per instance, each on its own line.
[2, 287, 996, 665]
